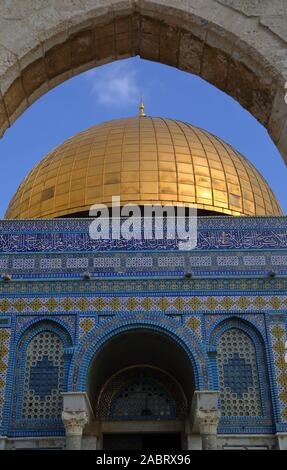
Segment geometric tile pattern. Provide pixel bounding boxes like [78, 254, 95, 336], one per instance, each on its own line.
[270, 324, 287, 422]
[70, 312, 209, 393]
[217, 329, 262, 417]
[79, 317, 96, 341]
[205, 314, 266, 338]
[98, 366, 187, 421]
[29, 356, 59, 400]
[15, 315, 76, 338]
[22, 332, 64, 420]
[186, 316, 202, 340]
[1, 277, 287, 296]
[1, 294, 287, 315]
[0, 329, 10, 426]
[110, 375, 175, 420]
[223, 354, 253, 398]
[3, 250, 287, 280]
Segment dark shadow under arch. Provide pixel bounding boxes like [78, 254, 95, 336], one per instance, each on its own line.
[87, 328, 195, 416]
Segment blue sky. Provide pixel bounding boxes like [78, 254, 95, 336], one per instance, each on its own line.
[0, 56, 286, 217]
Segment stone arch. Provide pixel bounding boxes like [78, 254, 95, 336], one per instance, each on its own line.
[0, 1, 286, 162]
[68, 313, 209, 395]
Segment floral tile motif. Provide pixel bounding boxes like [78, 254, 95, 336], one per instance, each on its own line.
[1, 294, 287, 315]
[270, 324, 287, 422]
[79, 317, 96, 340]
[0, 329, 10, 426]
[186, 316, 202, 340]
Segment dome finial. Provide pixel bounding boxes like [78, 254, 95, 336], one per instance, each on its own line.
[139, 96, 146, 117]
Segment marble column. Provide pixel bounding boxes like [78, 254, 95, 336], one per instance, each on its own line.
[62, 410, 88, 450]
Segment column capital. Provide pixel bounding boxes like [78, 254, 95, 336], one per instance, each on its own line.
[62, 392, 94, 450]
[189, 390, 221, 450]
[197, 408, 221, 436]
[62, 410, 89, 436]
[190, 391, 220, 432]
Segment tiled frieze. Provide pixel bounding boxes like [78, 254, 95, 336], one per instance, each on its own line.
[0, 217, 287, 253]
[66, 258, 89, 269]
[39, 258, 62, 269]
[1, 277, 287, 296]
[12, 258, 35, 270]
[0, 294, 286, 315]
[217, 256, 239, 266]
[2, 250, 287, 280]
[94, 257, 121, 268]
[0, 258, 8, 270]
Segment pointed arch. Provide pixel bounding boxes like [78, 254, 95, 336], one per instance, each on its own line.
[0, 1, 286, 161]
[8, 320, 73, 436]
[208, 317, 274, 431]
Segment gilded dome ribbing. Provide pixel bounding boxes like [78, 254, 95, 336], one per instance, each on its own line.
[5, 117, 283, 219]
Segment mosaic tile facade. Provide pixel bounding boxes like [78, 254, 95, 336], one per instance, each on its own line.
[0, 216, 286, 440]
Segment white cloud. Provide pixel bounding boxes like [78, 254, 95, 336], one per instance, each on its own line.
[87, 61, 140, 107]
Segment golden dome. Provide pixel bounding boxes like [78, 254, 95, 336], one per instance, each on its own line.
[5, 116, 283, 219]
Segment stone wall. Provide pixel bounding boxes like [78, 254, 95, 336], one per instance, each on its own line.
[0, 1, 286, 162]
